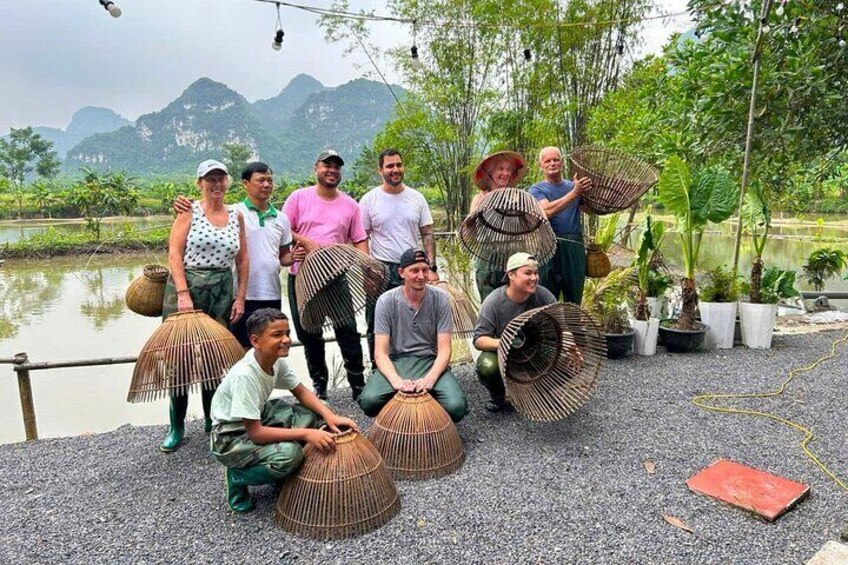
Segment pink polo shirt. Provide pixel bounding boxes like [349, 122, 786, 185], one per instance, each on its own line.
[282, 185, 367, 275]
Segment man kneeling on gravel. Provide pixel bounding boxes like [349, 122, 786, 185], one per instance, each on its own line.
[473, 252, 557, 412]
[209, 308, 358, 513]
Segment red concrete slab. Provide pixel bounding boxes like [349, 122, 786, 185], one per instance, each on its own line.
[686, 458, 809, 521]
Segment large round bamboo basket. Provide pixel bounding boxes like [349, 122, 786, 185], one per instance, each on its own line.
[368, 391, 465, 481]
[569, 146, 659, 215]
[432, 281, 477, 337]
[127, 310, 244, 402]
[295, 244, 388, 332]
[275, 427, 400, 540]
[498, 303, 606, 422]
[125, 264, 169, 317]
[460, 189, 556, 269]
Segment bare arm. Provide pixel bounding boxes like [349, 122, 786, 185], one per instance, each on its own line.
[375, 334, 413, 391]
[414, 332, 452, 391]
[474, 335, 500, 353]
[168, 212, 194, 312]
[537, 176, 591, 218]
[279, 244, 293, 267]
[291, 383, 359, 432]
[353, 239, 369, 255]
[420, 224, 436, 264]
[230, 212, 248, 323]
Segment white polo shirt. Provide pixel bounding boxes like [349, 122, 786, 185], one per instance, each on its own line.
[359, 185, 433, 264]
[235, 199, 292, 301]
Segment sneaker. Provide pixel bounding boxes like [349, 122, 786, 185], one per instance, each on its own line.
[484, 397, 508, 413]
[313, 381, 328, 400]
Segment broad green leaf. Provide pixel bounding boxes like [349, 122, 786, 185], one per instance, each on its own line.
[657, 156, 691, 220]
[696, 166, 739, 224]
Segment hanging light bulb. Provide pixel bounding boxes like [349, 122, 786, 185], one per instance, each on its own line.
[615, 36, 625, 55]
[837, 2, 845, 12]
[523, 48, 532, 62]
[775, 0, 787, 17]
[790, 17, 800, 34]
[272, 29, 284, 51]
[840, 38, 847, 48]
[410, 45, 424, 70]
[760, 18, 771, 34]
[99, 0, 121, 18]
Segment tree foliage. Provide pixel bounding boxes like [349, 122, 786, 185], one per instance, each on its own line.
[0, 127, 60, 217]
[70, 168, 140, 240]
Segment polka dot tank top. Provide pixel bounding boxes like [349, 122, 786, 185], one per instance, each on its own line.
[183, 201, 240, 269]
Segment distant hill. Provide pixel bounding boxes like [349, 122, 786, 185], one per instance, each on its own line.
[64, 75, 404, 178]
[23, 107, 133, 158]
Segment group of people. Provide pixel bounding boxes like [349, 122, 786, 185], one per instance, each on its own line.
[160, 146, 589, 512]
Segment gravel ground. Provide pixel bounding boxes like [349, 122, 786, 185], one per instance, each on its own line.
[2, 330, 848, 565]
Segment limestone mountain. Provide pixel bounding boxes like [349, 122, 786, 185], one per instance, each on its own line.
[64, 75, 403, 177]
[22, 107, 133, 158]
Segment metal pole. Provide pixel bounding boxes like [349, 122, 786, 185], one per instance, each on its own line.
[13, 353, 38, 441]
[732, 0, 774, 275]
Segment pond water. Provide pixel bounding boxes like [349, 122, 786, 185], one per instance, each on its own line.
[0, 217, 846, 445]
[0, 216, 172, 245]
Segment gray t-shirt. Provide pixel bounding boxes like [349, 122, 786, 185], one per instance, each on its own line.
[473, 285, 557, 341]
[375, 285, 453, 358]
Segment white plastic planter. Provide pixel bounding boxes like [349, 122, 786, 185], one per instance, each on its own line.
[700, 301, 738, 350]
[631, 317, 659, 356]
[739, 302, 778, 349]
[647, 296, 667, 320]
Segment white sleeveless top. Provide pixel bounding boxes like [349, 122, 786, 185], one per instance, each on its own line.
[183, 201, 240, 269]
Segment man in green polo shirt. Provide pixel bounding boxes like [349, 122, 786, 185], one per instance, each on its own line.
[175, 162, 294, 347]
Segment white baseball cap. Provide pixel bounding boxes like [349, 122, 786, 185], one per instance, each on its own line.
[196, 159, 229, 178]
[502, 252, 538, 281]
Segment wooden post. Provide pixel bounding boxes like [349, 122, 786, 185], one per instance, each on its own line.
[13, 353, 38, 441]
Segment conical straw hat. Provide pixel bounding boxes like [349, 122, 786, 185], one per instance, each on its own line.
[497, 303, 605, 421]
[276, 427, 401, 540]
[295, 244, 388, 332]
[368, 391, 465, 481]
[127, 310, 243, 402]
[473, 151, 528, 190]
[460, 188, 556, 269]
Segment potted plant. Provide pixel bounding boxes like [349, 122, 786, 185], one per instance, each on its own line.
[584, 267, 636, 359]
[631, 213, 667, 356]
[657, 156, 739, 353]
[740, 267, 800, 349]
[698, 265, 739, 350]
[802, 247, 848, 292]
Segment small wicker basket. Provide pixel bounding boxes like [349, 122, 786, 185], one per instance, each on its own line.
[498, 303, 606, 422]
[296, 244, 387, 332]
[276, 427, 401, 540]
[125, 264, 169, 317]
[127, 310, 243, 402]
[570, 146, 659, 216]
[585, 244, 612, 278]
[368, 391, 465, 481]
[460, 188, 556, 269]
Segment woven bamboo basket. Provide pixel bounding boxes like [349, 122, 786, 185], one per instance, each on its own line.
[125, 264, 169, 317]
[497, 303, 606, 422]
[275, 427, 401, 540]
[585, 244, 612, 278]
[127, 310, 244, 402]
[432, 281, 477, 337]
[368, 391, 465, 481]
[460, 188, 556, 269]
[295, 244, 388, 332]
[570, 146, 659, 215]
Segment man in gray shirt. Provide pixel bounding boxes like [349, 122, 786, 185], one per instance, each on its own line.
[358, 248, 468, 423]
[473, 252, 557, 412]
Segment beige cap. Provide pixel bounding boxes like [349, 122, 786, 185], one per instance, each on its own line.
[502, 252, 537, 281]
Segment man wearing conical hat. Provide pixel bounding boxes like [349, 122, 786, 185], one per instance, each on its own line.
[468, 151, 528, 302]
[529, 147, 592, 305]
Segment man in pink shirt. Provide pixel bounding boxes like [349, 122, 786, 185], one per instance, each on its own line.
[283, 150, 369, 401]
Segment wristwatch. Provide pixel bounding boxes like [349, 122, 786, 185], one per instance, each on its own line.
[429, 262, 438, 273]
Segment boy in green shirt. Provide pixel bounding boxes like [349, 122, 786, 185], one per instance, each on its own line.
[210, 308, 359, 513]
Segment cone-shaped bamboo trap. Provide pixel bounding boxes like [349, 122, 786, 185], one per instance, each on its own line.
[497, 303, 606, 422]
[368, 391, 465, 481]
[460, 189, 556, 269]
[275, 427, 400, 540]
[569, 146, 659, 215]
[125, 264, 169, 317]
[433, 281, 477, 337]
[127, 310, 244, 402]
[296, 244, 388, 332]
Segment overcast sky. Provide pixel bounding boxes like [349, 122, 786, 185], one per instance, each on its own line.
[0, 0, 690, 135]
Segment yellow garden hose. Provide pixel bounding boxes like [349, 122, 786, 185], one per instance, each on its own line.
[692, 330, 848, 492]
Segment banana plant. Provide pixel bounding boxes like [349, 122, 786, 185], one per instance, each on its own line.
[658, 156, 739, 330]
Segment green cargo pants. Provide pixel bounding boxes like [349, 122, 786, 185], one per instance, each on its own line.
[540, 234, 586, 305]
[210, 398, 319, 481]
[358, 355, 469, 423]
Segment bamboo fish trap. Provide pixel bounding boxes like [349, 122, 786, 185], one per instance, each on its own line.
[432, 281, 477, 338]
[127, 310, 244, 402]
[368, 391, 465, 481]
[569, 146, 659, 216]
[498, 303, 605, 422]
[460, 188, 557, 269]
[125, 264, 169, 317]
[275, 427, 401, 540]
[296, 244, 388, 332]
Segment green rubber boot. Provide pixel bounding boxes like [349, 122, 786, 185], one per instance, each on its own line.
[476, 352, 508, 413]
[160, 395, 188, 453]
[225, 465, 279, 513]
[202, 388, 215, 434]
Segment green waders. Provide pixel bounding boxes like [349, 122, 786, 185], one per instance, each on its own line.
[540, 234, 586, 305]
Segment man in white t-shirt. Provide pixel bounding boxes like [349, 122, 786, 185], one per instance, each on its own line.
[175, 162, 293, 347]
[359, 148, 437, 363]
